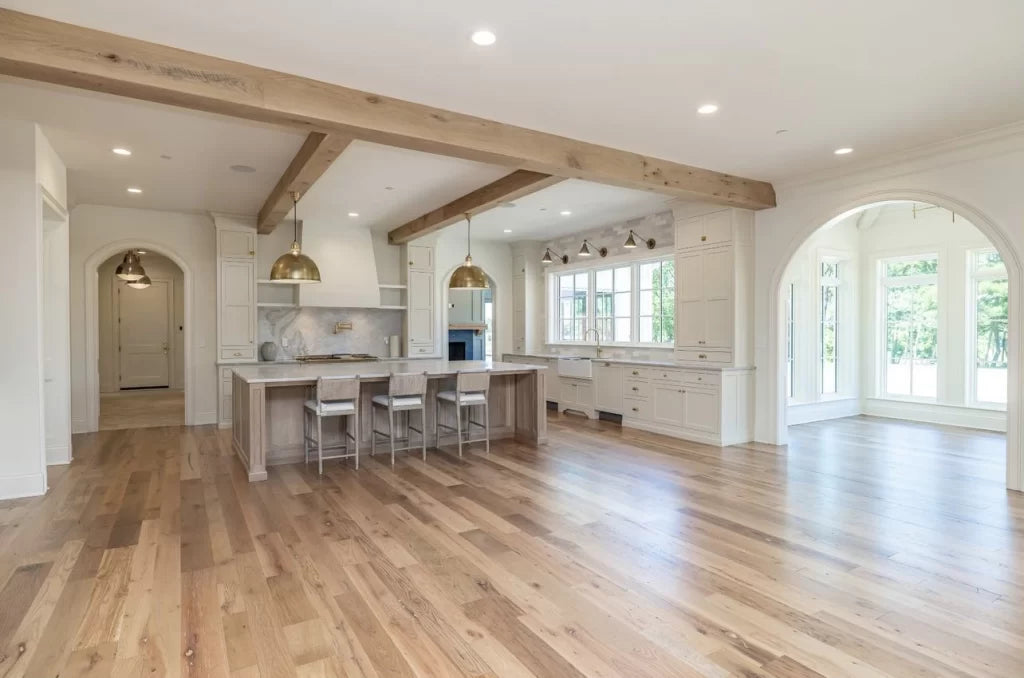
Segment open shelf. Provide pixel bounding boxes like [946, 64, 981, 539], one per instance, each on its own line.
[378, 305, 407, 310]
[378, 283, 407, 289]
[257, 302, 297, 308]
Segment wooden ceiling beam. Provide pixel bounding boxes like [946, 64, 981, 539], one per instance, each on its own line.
[388, 171, 564, 244]
[257, 132, 352, 233]
[0, 8, 776, 210]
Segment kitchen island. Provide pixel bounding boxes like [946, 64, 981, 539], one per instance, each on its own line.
[231, 360, 547, 481]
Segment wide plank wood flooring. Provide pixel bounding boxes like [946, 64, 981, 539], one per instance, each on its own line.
[100, 390, 185, 431]
[0, 413, 1021, 677]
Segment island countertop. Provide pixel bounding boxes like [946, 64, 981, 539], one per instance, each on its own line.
[230, 359, 545, 384]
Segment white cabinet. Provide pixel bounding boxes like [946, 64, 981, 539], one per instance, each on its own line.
[593, 361, 623, 414]
[512, 281, 526, 353]
[652, 383, 686, 427]
[672, 207, 753, 367]
[683, 388, 719, 433]
[214, 215, 259, 427]
[558, 377, 594, 418]
[407, 245, 434, 271]
[218, 229, 255, 259]
[405, 244, 436, 356]
[450, 289, 484, 324]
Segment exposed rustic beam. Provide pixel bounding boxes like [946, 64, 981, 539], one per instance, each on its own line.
[257, 132, 352, 233]
[0, 9, 776, 209]
[388, 171, 564, 245]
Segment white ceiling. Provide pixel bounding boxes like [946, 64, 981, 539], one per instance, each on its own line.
[7, 0, 1024, 182]
[0, 76, 306, 214]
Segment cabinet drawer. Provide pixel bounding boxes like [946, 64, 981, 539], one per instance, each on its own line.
[675, 349, 732, 365]
[623, 397, 650, 420]
[682, 371, 720, 387]
[410, 343, 434, 356]
[622, 366, 652, 379]
[221, 347, 255, 361]
[624, 379, 651, 399]
[650, 367, 683, 384]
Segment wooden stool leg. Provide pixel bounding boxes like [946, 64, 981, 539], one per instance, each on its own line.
[484, 401, 490, 455]
[388, 407, 396, 467]
[456, 402, 463, 458]
[353, 409, 360, 470]
[421, 408, 427, 461]
[317, 414, 324, 476]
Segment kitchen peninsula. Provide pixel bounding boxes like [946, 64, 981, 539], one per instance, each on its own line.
[231, 359, 547, 481]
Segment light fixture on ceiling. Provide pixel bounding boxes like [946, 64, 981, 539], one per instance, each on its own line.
[541, 248, 568, 265]
[578, 240, 607, 258]
[230, 164, 257, 173]
[127, 187, 142, 194]
[623, 229, 656, 249]
[559, 210, 572, 216]
[449, 213, 489, 290]
[348, 212, 359, 218]
[127, 274, 152, 290]
[697, 103, 719, 115]
[834, 147, 853, 155]
[112, 147, 132, 156]
[270, 192, 321, 283]
[471, 30, 496, 46]
[503, 229, 512, 233]
[115, 250, 146, 281]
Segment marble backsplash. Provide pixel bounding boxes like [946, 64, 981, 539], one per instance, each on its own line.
[259, 307, 404, 359]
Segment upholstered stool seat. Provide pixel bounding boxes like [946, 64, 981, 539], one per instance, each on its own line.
[371, 372, 429, 466]
[303, 376, 360, 474]
[435, 370, 491, 457]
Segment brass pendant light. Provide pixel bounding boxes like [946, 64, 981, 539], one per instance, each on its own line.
[126, 274, 152, 290]
[115, 249, 146, 281]
[449, 213, 489, 290]
[270, 192, 321, 283]
[623, 229, 656, 249]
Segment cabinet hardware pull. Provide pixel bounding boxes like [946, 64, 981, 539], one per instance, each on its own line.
[249, 250, 254, 256]
[631, 407, 639, 412]
[233, 352, 241, 357]
[632, 370, 639, 375]
[631, 387, 638, 391]
[701, 235, 707, 242]
[699, 354, 707, 359]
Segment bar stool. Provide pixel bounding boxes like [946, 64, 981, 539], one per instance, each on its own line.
[370, 371, 428, 466]
[303, 376, 360, 475]
[436, 370, 490, 457]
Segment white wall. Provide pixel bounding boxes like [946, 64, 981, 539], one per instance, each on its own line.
[98, 253, 185, 392]
[0, 121, 67, 499]
[70, 205, 218, 431]
[753, 124, 1024, 491]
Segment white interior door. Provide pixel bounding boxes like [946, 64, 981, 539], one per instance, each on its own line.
[119, 281, 171, 388]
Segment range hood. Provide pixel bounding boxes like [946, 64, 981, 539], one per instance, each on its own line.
[297, 217, 381, 308]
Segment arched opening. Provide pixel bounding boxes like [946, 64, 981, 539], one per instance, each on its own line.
[96, 249, 186, 429]
[443, 270, 497, 362]
[769, 194, 1021, 491]
[83, 240, 196, 431]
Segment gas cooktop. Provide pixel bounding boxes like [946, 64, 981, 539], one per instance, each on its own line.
[294, 353, 380, 363]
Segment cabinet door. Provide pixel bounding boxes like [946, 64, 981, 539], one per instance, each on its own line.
[407, 270, 434, 345]
[220, 260, 255, 348]
[219, 230, 255, 258]
[675, 252, 705, 348]
[559, 378, 578, 406]
[700, 210, 733, 247]
[703, 248, 733, 348]
[684, 388, 719, 433]
[512, 309, 526, 352]
[593, 363, 623, 414]
[652, 383, 685, 427]
[449, 289, 472, 323]
[407, 245, 433, 271]
[675, 216, 703, 249]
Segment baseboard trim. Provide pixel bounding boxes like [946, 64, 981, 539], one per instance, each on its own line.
[621, 417, 722, 446]
[46, 444, 72, 465]
[71, 418, 89, 434]
[787, 398, 861, 425]
[193, 410, 218, 426]
[0, 472, 47, 500]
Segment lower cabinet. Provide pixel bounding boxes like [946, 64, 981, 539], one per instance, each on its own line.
[652, 383, 685, 427]
[683, 387, 719, 433]
[559, 377, 595, 418]
[593, 362, 623, 413]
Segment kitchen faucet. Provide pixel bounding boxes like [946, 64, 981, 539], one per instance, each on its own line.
[583, 327, 603, 357]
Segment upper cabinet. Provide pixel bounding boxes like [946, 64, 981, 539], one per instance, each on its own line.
[214, 215, 258, 367]
[218, 229, 255, 259]
[672, 207, 754, 367]
[404, 243, 436, 356]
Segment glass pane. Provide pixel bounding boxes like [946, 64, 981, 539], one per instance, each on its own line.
[597, 318, 612, 343]
[659, 311, 674, 343]
[639, 316, 654, 343]
[560, 320, 573, 342]
[573, 291, 587, 317]
[614, 266, 631, 290]
[885, 283, 938, 397]
[614, 292, 631, 318]
[595, 268, 613, 293]
[974, 250, 1005, 274]
[559, 274, 574, 295]
[640, 290, 654, 316]
[615, 317, 631, 342]
[821, 285, 837, 323]
[821, 323, 836, 394]
[976, 278, 1008, 403]
[575, 272, 588, 290]
[660, 260, 675, 292]
[595, 291, 612, 318]
[639, 262, 658, 290]
[559, 298, 573, 320]
[574, 319, 586, 341]
[885, 257, 937, 277]
[821, 261, 838, 279]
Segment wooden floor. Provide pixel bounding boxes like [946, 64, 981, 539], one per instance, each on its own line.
[100, 390, 185, 431]
[0, 414, 1021, 678]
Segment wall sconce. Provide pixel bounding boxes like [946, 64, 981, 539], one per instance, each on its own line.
[578, 240, 607, 257]
[541, 247, 569, 264]
[623, 230, 656, 249]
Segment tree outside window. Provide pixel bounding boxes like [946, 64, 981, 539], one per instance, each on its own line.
[972, 250, 1008, 405]
[881, 255, 939, 399]
[639, 260, 675, 343]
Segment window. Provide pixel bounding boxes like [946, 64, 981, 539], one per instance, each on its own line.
[971, 249, 1007, 405]
[557, 272, 589, 342]
[549, 257, 674, 346]
[594, 266, 632, 343]
[820, 260, 840, 394]
[880, 254, 938, 399]
[638, 259, 675, 343]
[785, 282, 795, 399]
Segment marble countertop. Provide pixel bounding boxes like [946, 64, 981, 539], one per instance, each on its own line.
[503, 352, 678, 368]
[231, 359, 546, 384]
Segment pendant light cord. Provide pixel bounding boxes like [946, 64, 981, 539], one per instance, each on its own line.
[466, 212, 472, 259]
[293, 193, 300, 242]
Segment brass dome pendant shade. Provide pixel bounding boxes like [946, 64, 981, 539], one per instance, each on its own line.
[115, 250, 146, 281]
[270, 192, 321, 283]
[126, 274, 152, 290]
[449, 213, 489, 290]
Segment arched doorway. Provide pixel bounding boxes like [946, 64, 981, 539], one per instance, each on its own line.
[83, 240, 197, 431]
[443, 270, 497, 361]
[768, 192, 1022, 490]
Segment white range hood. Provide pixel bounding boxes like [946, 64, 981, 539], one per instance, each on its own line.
[297, 217, 381, 308]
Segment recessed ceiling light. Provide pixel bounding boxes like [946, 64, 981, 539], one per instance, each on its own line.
[160, 154, 172, 160]
[499, 202, 517, 208]
[384, 186, 394, 191]
[348, 212, 359, 218]
[126, 187, 142, 194]
[503, 229, 512, 233]
[560, 210, 572, 216]
[697, 103, 719, 115]
[834, 147, 853, 155]
[112, 147, 132, 156]
[471, 30, 496, 46]
[230, 164, 256, 173]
